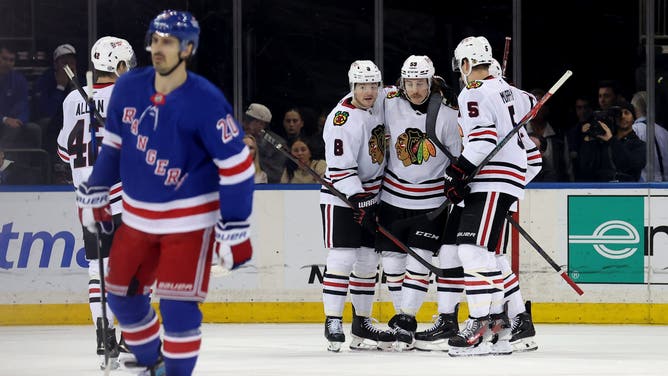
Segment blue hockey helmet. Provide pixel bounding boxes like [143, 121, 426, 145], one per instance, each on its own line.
[146, 10, 200, 55]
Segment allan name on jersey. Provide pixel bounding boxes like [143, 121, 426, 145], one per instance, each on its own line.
[75, 99, 106, 116]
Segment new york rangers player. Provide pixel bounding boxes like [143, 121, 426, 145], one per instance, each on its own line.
[76, 10, 254, 376]
[320, 60, 395, 351]
[58, 35, 136, 369]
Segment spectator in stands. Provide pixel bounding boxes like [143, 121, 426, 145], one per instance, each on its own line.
[282, 107, 325, 160]
[280, 137, 326, 184]
[34, 44, 80, 159]
[576, 99, 646, 182]
[597, 80, 621, 111]
[0, 147, 38, 184]
[0, 43, 41, 149]
[242, 103, 285, 183]
[631, 91, 668, 181]
[243, 134, 268, 184]
[567, 95, 594, 179]
[526, 88, 573, 181]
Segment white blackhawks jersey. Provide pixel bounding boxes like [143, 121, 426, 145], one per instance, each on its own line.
[320, 93, 386, 207]
[57, 83, 122, 215]
[458, 77, 534, 199]
[381, 86, 462, 210]
[510, 86, 543, 184]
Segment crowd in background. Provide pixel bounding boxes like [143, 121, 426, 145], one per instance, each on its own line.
[1, 40, 667, 185]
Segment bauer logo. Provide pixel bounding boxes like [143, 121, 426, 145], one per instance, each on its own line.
[567, 196, 644, 283]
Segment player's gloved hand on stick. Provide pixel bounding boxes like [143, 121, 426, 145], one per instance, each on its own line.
[76, 182, 114, 234]
[214, 220, 253, 271]
[445, 155, 476, 183]
[349, 192, 378, 233]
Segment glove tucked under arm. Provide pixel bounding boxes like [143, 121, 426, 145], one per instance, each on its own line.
[215, 220, 253, 271]
[76, 182, 113, 234]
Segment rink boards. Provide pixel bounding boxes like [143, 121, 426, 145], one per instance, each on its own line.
[1, 184, 668, 325]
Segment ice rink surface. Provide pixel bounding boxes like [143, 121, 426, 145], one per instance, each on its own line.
[1, 323, 667, 376]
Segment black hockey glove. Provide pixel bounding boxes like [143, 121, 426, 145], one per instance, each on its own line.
[444, 156, 476, 204]
[348, 192, 379, 233]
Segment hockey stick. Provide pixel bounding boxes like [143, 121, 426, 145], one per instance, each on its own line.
[425, 96, 584, 296]
[502, 36, 511, 78]
[425, 69, 573, 222]
[505, 215, 584, 295]
[260, 129, 462, 278]
[66, 65, 113, 374]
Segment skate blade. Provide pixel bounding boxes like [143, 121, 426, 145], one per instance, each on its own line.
[414, 339, 449, 352]
[349, 335, 394, 351]
[393, 340, 415, 352]
[99, 357, 121, 370]
[490, 340, 513, 355]
[448, 342, 491, 357]
[511, 338, 538, 352]
[327, 341, 343, 352]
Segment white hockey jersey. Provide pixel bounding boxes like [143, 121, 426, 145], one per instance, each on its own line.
[320, 93, 386, 207]
[458, 77, 534, 199]
[57, 83, 122, 215]
[381, 87, 461, 210]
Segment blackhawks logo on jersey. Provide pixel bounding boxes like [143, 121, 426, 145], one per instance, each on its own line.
[333, 111, 349, 126]
[386, 90, 401, 99]
[395, 128, 437, 167]
[368, 124, 386, 165]
[466, 80, 483, 89]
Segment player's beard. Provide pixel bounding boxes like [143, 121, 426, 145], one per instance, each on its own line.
[152, 53, 182, 76]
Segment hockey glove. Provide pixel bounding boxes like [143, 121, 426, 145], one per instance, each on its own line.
[445, 156, 477, 183]
[444, 176, 471, 205]
[76, 182, 113, 234]
[348, 192, 379, 233]
[214, 220, 253, 271]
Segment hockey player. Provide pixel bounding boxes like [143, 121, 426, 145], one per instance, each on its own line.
[57, 35, 136, 369]
[320, 60, 395, 352]
[75, 10, 254, 376]
[441, 36, 533, 356]
[377, 55, 461, 350]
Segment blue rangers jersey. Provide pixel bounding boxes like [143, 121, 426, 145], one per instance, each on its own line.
[87, 67, 254, 234]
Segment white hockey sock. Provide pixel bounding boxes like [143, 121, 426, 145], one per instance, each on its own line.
[437, 245, 464, 314]
[350, 247, 379, 317]
[322, 248, 355, 317]
[400, 248, 432, 316]
[381, 252, 406, 313]
[496, 255, 525, 318]
[458, 244, 502, 318]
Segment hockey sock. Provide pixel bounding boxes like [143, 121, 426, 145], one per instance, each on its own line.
[350, 247, 379, 317]
[160, 299, 202, 376]
[107, 293, 161, 367]
[458, 244, 502, 317]
[88, 258, 115, 328]
[495, 255, 525, 318]
[322, 248, 355, 317]
[400, 247, 432, 316]
[381, 252, 406, 313]
[436, 245, 464, 314]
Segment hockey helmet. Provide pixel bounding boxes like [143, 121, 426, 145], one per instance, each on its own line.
[401, 55, 435, 87]
[489, 58, 502, 78]
[452, 36, 493, 74]
[146, 10, 200, 55]
[348, 60, 382, 92]
[91, 36, 136, 76]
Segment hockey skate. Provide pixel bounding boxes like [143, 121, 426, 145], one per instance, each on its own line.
[414, 304, 459, 352]
[324, 316, 345, 352]
[349, 311, 395, 351]
[121, 357, 165, 376]
[96, 318, 120, 370]
[388, 313, 417, 351]
[510, 300, 538, 352]
[489, 310, 513, 355]
[448, 316, 492, 357]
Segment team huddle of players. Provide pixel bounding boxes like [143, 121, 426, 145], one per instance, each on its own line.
[319, 36, 540, 356]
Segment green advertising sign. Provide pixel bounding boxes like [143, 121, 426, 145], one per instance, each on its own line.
[568, 196, 644, 283]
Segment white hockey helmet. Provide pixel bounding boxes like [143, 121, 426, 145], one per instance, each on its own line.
[489, 58, 502, 78]
[452, 36, 493, 74]
[348, 60, 382, 92]
[401, 55, 435, 87]
[91, 36, 137, 76]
